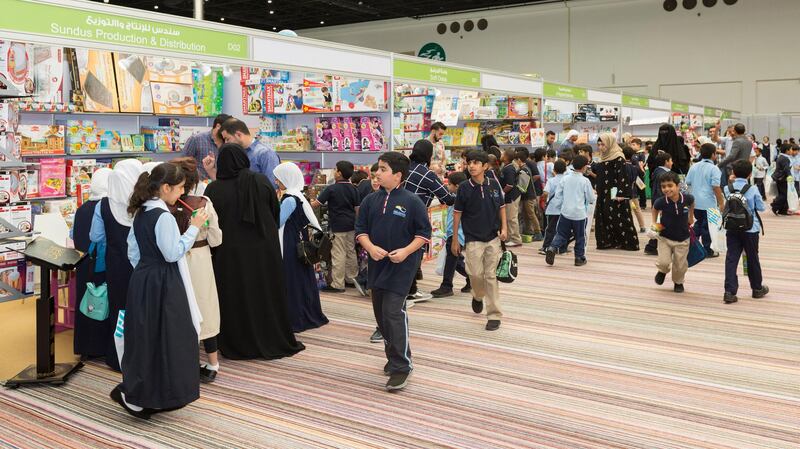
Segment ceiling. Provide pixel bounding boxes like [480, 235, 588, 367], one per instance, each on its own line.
[90, 0, 551, 32]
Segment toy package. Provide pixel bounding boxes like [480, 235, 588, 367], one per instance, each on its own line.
[66, 159, 95, 197]
[339, 117, 356, 152]
[114, 53, 152, 113]
[18, 124, 65, 155]
[192, 67, 224, 116]
[131, 134, 145, 152]
[315, 118, 335, 152]
[242, 83, 264, 115]
[365, 116, 385, 151]
[43, 197, 77, 220]
[0, 40, 35, 96]
[598, 105, 619, 122]
[301, 76, 334, 112]
[332, 77, 387, 111]
[99, 130, 122, 152]
[0, 170, 23, 204]
[38, 158, 66, 197]
[142, 125, 178, 152]
[151, 82, 197, 115]
[0, 102, 19, 134]
[146, 57, 192, 84]
[73, 49, 120, 112]
[63, 120, 100, 154]
[33, 46, 64, 103]
[24, 169, 38, 199]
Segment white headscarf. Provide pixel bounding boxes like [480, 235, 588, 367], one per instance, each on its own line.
[88, 168, 112, 201]
[107, 159, 143, 227]
[562, 129, 579, 144]
[142, 161, 162, 174]
[273, 162, 321, 254]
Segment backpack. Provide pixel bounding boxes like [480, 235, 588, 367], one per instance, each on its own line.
[516, 166, 532, 194]
[297, 225, 333, 265]
[496, 241, 518, 283]
[722, 183, 761, 233]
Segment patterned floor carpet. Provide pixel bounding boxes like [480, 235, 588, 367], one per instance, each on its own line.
[1, 213, 798, 448]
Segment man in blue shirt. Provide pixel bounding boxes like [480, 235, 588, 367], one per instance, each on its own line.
[545, 155, 596, 267]
[213, 118, 281, 188]
[685, 143, 725, 257]
[183, 113, 230, 180]
[722, 160, 768, 304]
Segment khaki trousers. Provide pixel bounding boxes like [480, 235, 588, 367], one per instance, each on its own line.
[506, 198, 522, 244]
[330, 231, 358, 289]
[522, 198, 541, 234]
[465, 238, 502, 320]
[656, 236, 690, 284]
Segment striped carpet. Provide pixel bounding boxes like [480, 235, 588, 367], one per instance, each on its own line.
[1, 213, 798, 448]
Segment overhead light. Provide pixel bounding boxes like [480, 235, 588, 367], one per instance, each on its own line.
[154, 5, 159, 9]
[269, 10, 274, 14]
[320, 21, 324, 24]
[220, 17, 225, 21]
[272, 26, 277, 30]
[268, 0, 272, 3]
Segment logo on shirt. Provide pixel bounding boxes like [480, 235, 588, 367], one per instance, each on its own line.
[392, 205, 407, 218]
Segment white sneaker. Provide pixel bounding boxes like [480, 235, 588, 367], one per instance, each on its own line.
[406, 291, 432, 303]
[350, 279, 368, 297]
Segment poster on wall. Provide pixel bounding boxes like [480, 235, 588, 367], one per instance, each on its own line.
[146, 57, 193, 84]
[114, 53, 153, 113]
[530, 127, 546, 147]
[431, 95, 460, 126]
[151, 82, 196, 115]
[33, 46, 63, 103]
[0, 40, 35, 96]
[74, 49, 119, 112]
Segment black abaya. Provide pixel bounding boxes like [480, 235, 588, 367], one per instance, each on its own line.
[594, 157, 640, 251]
[72, 199, 107, 358]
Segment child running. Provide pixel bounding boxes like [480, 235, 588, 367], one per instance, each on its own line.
[651, 172, 694, 293]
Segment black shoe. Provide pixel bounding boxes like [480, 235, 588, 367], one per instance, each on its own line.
[532, 233, 544, 242]
[558, 247, 572, 254]
[644, 249, 658, 256]
[321, 286, 345, 293]
[369, 328, 383, 343]
[655, 272, 666, 285]
[345, 281, 355, 288]
[460, 283, 472, 293]
[110, 385, 152, 420]
[199, 365, 217, 384]
[471, 298, 483, 314]
[431, 287, 454, 298]
[673, 284, 684, 293]
[574, 258, 587, 266]
[485, 320, 501, 331]
[723, 292, 738, 304]
[386, 371, 411, 391]
[752, 285, 769, 299]
[545, 248, 555, 265]
[383, 362, 390, 376]
[706, 251, 720, 259]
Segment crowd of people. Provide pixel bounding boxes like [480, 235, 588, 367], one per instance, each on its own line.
[68, 113, 798, 418]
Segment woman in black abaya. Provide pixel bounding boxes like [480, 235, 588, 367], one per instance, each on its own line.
[205, 144, 305, 360]
[652, 123, 691, 176]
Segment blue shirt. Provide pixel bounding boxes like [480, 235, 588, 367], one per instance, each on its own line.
[246, 140, 281, 188]
[544, 174, 564, 216]
[279, 196, 297, 227]
[404, 162, 454, 207]
[89, 202, 106, 243]
[685, 159, 722, 210]
[445, 205, 465, 246]
[724, 178, 765, 233]
[553, 171, 595, 220]
[183, 131, 218, 180]
[126, 201, 199, 267]
[792, 153, 800, 179]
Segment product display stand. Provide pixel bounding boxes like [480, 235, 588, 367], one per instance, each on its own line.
[4, 236, 86, 389]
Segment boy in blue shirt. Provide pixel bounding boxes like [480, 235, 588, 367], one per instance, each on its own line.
[545, 155, 596, 267]
[355, 152, 431, 391]
[651, 172, 695, 293]
[538, 160, 568, 255]
[685, 143, 725, 257]
[723, 160, 769, 304]
[452, 150, 508, 331]
[432, 171, 471, 298]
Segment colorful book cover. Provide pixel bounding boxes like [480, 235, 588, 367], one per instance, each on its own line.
[33, 46, 64, 103]
[74, 49, 119, 112]
[508, 97, 532, 118]
[151, 82, 197, 115]
[192, 67, 224, 117]
[315, 118, 335, 151]
[530, 128, 546, 147]
[462, 123, 480, 146]
[518, 122, 532, 144]
[242, 83, 264, 115]
[146, 57, 192, 84]
[18, 125, 65, 155]
[340, 117, 355, 152]
[39, 158, 66, 197]
[120, 135, 134, 152]
[131, 134, 145, 152]
[114, 53, 152, 113]
[99, 130, 122, 152]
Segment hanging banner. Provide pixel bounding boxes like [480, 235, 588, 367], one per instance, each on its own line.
[0, 0, 249, 59]
[671, 102, 689, 113]
[704, 107, 721, 117]
[543, 82, 588, 101]
[622, 95, 649, 108]
[393, 59, 480, 88]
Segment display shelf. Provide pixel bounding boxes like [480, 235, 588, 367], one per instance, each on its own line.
[462, 118, 539, 122]
[18, 111, 216, 119]
[22, 152, 167, 159]
[29, 195, 69, 201]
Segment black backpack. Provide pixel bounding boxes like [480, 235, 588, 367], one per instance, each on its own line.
[722, 183, 762, 233]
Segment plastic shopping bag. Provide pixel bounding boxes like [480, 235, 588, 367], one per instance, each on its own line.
[763, 173, 774, 199]
[707, 208, 727, 253]
[687, 229, 707, 268]
[114, 310, 125, 369]
[434, 246, 447, 276]
[788, 178, 799, 212]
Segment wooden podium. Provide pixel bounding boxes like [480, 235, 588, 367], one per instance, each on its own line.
[5, 237, 87, 388]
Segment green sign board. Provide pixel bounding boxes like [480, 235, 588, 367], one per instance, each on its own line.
[720, 110, 733, 119]
[622, 95, 649, 108]
[543, 82, 588, 101]
[672, 102, 689, 113]
[393, 59, 480, 88]
[0, 0, 249, 59]
[704, 107, 719, 117]
[417, 42, 446, 61]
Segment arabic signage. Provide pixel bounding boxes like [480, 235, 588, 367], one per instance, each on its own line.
[393, 59, 480, 88]
[543, 82, 588, 101]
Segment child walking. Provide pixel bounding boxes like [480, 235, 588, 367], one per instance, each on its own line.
[753, 146, 769, 200]
[644, 152, 674, 256]
[651, 172, 694, 293]
[724, 160, 769, 304]
[452, 150, 508, 331]
[500, 148, 523, 247]
[355, 152, 431, 391]
[545, 155, 596, 267]
[313, 160, 361, 293]
[539, 160, 568, 255]
[431, 171, 471, 298]
[685, 143, 724, 257]
[111, 162, 208, 419]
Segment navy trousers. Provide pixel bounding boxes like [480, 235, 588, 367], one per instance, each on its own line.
[724, 231, 763, 295]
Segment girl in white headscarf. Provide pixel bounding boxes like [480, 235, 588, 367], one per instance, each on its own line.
[142, 161, 162, 174]
[89, 158, 143, 371]
[273, 162, 328, 333]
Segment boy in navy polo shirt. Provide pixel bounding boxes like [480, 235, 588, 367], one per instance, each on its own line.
[355, 152, 431, 391]
[313, 161, 361, 293]
[452, 150, 508, 331]
[651, 172, 695, 293]
[723, 160, 769, 304]
[644, 152, 674, 256]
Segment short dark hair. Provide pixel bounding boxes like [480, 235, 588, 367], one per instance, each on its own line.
[659, 171, 680, 186]
[546, 149, 556, 159]
[220, 118, 250, 136]
[378, 152, 410, 181]
[546, 130, 556, 137]
[622, 146, 635, 161]
[700, 143, 716, 159]
[486, 146, 501, 160]
[574, 143, 593, 157]
[350, 170, 367, 185]
[410, 139, 434, 165]
[734, 123, 746, 135]
[515, 147, 529, 161]
[572, 155, 589, 170]
[370, 162, 379, 173]
[780, 143, 792, 154]
[553, 159, 567, 174]
[560, 149, 575, 163]
[212, 113, 233, 128]
[336, 160, 355, 179]
[447, 170, 467, 186]
[533, 148, 547, 162]
[630, 138, 643, 146]
[731, 159, 752, 178]
[656, 152, 672, 166]
[430, 122, 447, 131]
[503, 148, 516, 162]
[466, 149, 489, 164]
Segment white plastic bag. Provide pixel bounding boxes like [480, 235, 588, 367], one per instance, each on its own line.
[707, 208, 727, 253]
[763, 175, 773, 199]
[434, 246, 447, 276]
[788, 180, 799, 211]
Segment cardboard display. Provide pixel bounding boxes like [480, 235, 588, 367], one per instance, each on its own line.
[74, 49, 119, 112]
[114, 53, 152, 113]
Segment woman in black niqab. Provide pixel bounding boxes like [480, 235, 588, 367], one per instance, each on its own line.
[652, 124, 691, 174]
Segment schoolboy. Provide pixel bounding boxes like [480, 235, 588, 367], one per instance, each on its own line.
[452, 150, 508, 331]
[355, 152, 431, 390]
[516, 148, 543, 241]
[685, 143, 724, 257]
[313, 160, 360, 293]
[752, 146, 769, 200]
[431, 171, 471, 298]
[652, 172, 695, 293]
[644, 152, 674, 256]
[357, 163, 380, 202]
[500, 148, 523, 247]
[545, 155, 596, 267]
[723, 160, 769, 304]
[539, 160, 568, 255]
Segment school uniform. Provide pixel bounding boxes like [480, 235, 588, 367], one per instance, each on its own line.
[356, 180, 377, 288]
[724, 179, 766, 296]
[541, 174, 565, 251]
[548, 171, 595, 262]
[753, 155, 769, 199]
[318, 181, 360, 289]
[653, 193, 694, 285]
[685, 158, 722, 253]
[644, 166, 673, 254]
[454, 176, 505, 320]
[521, 160, 542, 236]
[438, 205, 468, 291]
[500, 162, 523, 245]
[355, 187, 431, 375]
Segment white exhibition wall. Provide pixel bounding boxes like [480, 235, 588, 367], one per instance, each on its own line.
[301, 0, 800, 115]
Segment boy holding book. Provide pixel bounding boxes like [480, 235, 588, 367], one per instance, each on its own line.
[651, 172, 694, 293]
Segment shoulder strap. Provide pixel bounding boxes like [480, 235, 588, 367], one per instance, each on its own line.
[739, 184, 750, 195]
[727, 182, 737, 194]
